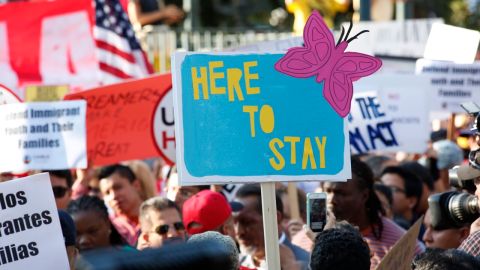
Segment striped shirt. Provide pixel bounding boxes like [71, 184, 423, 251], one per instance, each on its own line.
[362, 217, 425, 269]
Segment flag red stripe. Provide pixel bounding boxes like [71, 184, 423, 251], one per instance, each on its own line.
[95, 39, 136, 63]
[99, 62, 133, 79]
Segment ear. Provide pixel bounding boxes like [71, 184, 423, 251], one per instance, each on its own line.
[407, 196, 418, 211]
[361, 188, 369, 204]
[132, 178, 142, 191]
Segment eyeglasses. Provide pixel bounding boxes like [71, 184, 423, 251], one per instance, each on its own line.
[52, 186, 69, 198]
[387, 185, 406, 194]
[155, 222, 185, 235]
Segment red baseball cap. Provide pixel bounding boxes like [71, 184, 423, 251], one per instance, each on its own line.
[182, 190, 231, 235]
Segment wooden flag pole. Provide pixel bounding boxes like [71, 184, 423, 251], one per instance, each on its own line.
[261, 182, 280, 269]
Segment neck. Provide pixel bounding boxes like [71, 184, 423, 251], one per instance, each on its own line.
[352, 210, 372, 232]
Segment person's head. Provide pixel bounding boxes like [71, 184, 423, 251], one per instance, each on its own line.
[138, 197, 186, 249]
[122, 160, 157, 201]
[182, 190, 232, 235]
[58, 210, 77, 270]
[188, 231, 239, 270]
[98, 164, 143, 218]
[310, 223, 370, 270]
[323, 156, 384, 237]
[400, 161, 434, 215]
[422, 208, 470, 249]
[412, 248, 480, 270]
[67, 196, 124, 252]
[233, 184, 283, 253]
[45, 170, 73, 210]
[380, 166, 423, 221]
[164, 165, 210, 210]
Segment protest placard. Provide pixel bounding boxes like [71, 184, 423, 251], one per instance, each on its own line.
[65, 74, 171, 166]
[416, 59, 480, 113]
[423, 23, 480, 64]
[153, 87, 175, 164]
[0, 173, 70, 270]
[376, 216, 424, 270]
[351, 74, 430, 154]
[0, 84, 21, 105]
[25, 85, 70, 102]
[173, 52, 352, 184]
[0, 100, 86, 173]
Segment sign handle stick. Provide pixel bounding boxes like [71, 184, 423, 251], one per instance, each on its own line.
[261, 182, 281, 270]
[287, 182, 300, 220]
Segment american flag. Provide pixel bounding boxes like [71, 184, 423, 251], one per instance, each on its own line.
[93, 0, 153, 84]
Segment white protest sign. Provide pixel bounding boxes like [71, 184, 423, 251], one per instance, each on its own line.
[416, 59, 480, 113]
[223, 37, 303, 52]
[153, 88, 176, 164]
[0, 173, 70, 270]
[0, 84, 21, 105]
[424, 23, 480, 64]
[344, 19, 443, 58]
[0, 100, 87, 173]
[352, 74, 430, 154]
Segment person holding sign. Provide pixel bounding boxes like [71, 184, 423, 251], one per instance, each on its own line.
[323, 157, 424, 269]
[98, 165, 144, 246]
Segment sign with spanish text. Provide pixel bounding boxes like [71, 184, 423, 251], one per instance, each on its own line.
[0, 173, 70, 270]
[25, 85, 70, 102]
[0, 101, 86, 173]
[65, 74, 172, 165]
[351, 74, 430, 154]
[416, 59, 480, 113]
[0, 84, 21, 105]
[173, 52, 351, 184]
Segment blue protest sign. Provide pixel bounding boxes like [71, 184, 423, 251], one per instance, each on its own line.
[173, 52, 351, 184]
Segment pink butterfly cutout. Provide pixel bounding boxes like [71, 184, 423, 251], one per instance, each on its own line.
[274, 11, 382, 117]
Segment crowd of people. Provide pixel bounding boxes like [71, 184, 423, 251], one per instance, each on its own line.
[3, 128, 480, 270]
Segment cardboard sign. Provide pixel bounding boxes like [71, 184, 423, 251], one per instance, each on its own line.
[416, 59, 480, 113]
[423, 23, 480, 64]
[173, 52, 351, 184]
[0, 84, 21, 105]
[152, 88, 175, 164]
[0, 101, 86, 173]
[25, 85, 70, 102]
[65, 74, 171, 166]
[376, 216, 424, 270]
[352, 74, 430, 154]
[0, 173, 70, 270]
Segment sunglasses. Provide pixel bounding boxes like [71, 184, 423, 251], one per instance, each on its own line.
[155, 222, 185, 235]
[52, 186, 69, 198]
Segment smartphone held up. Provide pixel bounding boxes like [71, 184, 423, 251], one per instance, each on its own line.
[307, 192, 327, 232]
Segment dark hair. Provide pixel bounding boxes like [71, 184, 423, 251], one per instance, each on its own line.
[236, 184, 283, 215]
[140, 197, 180, 224]
[351, 156, 385, 239]
[44, 170, 73, 188]
[98, 164, 136, 183]
[66, 196, 126, 246]
[374, 183, 393, 206]
[310, 223, 370, 270]
[412, 248, 480, 270]
[400, 161, 434, 191]
[381, 166, 423, 209]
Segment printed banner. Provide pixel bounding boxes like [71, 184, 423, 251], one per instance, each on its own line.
[0, 173, 70, 270]
[173, 52, 351, 185]
[416, 59, 480, 113]
[0, 100, 86, 173]
[351, 74, 430, 154]
[65, 74, 172, 166]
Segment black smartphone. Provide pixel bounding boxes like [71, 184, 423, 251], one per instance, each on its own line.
[306, 192, 327, 232]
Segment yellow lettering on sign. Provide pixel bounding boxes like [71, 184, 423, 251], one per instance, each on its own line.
[269, 138, 285, 170]
[244, 61, 260, 95]
[209, 61, 226, 94]
[191, 67, 208, 100]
